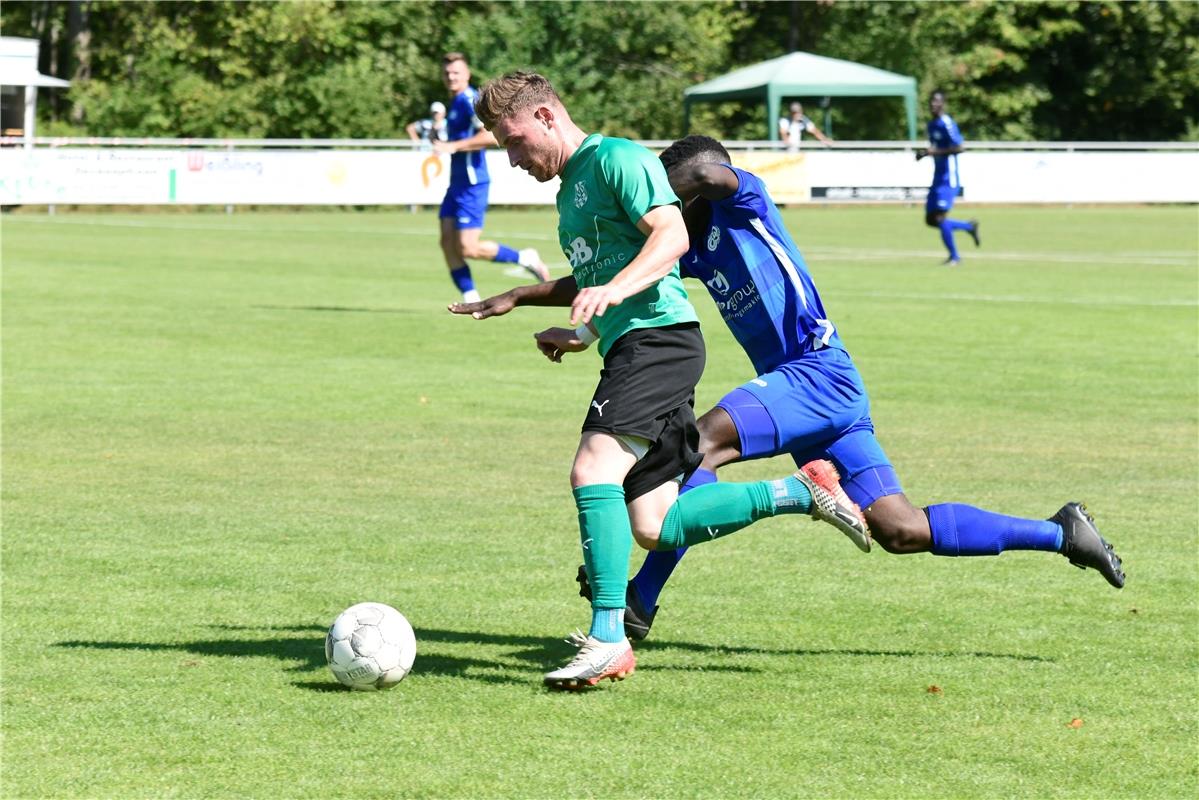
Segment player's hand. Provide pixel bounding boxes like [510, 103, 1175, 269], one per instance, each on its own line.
[570, 284, 625, 327]
[448, 292, 516, 319]
[432, 140, 453, 155]
[914, 148, 928, 161]
[534, 327, 588, 363]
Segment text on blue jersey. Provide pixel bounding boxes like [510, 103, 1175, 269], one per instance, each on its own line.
[680, 165, 843, 375]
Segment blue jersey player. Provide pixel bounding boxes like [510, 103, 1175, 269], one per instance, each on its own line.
[432, 53, 549, 302]
[590, 135, 1123, 640]
[916, 90, 980, 266]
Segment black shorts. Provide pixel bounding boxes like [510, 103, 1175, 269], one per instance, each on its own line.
[582, 322, 705, 501]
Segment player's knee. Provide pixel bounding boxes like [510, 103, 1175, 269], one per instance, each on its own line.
[460, 242, 486, 260]
[696, 410, 740, 468]
[569, 465, 593, 488]
[631, 525, 660, 551]
[924, 214, 940, 228]
[865, 501, 931, 554]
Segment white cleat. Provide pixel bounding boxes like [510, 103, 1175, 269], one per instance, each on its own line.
[796, 459, 872, 553]
[544, 631, 636, 690]
[518, 248, 551, 283]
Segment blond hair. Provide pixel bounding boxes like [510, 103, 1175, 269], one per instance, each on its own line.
[476, 71, 562, 129]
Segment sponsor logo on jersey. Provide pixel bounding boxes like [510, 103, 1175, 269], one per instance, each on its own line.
[567, 236, 594, 267]
[706, 269, 730, 295]
[713, 278, 762, 320]
[574, 181, 588, 209]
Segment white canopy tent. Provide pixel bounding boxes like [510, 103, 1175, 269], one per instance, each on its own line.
[1, 37, 71, 149]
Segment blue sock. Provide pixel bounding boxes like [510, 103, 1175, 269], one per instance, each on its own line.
[495, 244, 519, 263]
[589, 608, 625, 643]
[939, 221, 961, 260]
[630, 468, 716, 608]
[450, 265, 474, 293]
[928, 503, 1063, 556]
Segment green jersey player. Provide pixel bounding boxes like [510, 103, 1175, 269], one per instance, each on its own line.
[459, 71, 869, 690]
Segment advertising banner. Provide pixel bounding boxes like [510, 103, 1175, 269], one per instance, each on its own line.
[0, 148, 559, 205]
[1, 146, 1195, 206]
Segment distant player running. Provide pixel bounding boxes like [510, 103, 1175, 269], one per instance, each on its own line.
[576, 135, 1120, 640]
[432, 52, 549, 302]
[916, 90, 980, 266]
[455, 72, 869, 690]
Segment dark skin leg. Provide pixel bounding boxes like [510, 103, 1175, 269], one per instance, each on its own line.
[695, 407, 933, 553]
[925, 210, 946, 228]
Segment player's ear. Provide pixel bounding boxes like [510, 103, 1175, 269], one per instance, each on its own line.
[533, 105, 554, 129]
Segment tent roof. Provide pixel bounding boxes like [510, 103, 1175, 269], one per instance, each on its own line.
[685, 51, 914, 101]
[0, 36, 70, 88]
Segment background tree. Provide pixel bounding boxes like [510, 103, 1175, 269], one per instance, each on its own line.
[2, 0, 1195, 142]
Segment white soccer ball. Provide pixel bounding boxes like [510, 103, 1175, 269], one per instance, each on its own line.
[325, 602, 416, 691]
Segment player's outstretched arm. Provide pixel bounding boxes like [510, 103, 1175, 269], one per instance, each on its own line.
[448, 276, 578, 319]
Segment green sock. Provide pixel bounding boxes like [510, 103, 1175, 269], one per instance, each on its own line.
[656, 478, 812, 550]
[573, 483, 631, 610]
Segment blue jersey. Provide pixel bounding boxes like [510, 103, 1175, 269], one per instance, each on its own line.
[446, 87, 489, 187]
[927, 114, 963, 189]
[680, 166, 843, 376]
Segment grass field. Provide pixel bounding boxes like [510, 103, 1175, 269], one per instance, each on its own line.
[2, 205, 1197, 799]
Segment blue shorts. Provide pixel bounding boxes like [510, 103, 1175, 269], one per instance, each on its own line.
[925, 185, 957, 214]
[716, 347, 903, 509]
[440, 182, 489, 229]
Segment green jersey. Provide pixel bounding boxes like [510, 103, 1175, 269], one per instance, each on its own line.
[556, 134, 698, 356]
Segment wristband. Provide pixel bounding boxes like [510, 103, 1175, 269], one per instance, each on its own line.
[574, 323, 598, 346]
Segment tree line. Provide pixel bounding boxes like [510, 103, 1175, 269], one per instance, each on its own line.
[6, 0, 1197, 142]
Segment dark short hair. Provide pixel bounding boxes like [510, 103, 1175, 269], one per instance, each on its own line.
[659, 135, 731, 173]
[930, 89, 946, 100]
[443, 52, 468, 66]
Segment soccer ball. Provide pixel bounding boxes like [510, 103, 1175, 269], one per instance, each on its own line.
[325, 602, 416, 691]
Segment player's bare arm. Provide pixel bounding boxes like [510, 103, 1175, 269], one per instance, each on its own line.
[569, 204, 689, 326]
[434, 128, 498, 154]
[448, 275, 579, 319]
[917, 143, 964, 160]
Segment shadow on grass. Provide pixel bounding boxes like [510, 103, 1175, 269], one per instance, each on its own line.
[55, 624, 1050, 691]
[251, 304, 415, 314]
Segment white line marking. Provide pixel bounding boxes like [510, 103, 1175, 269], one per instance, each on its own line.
[806, 245, 1195, 267]
[836, 289, 1197, 308]
[6, 218, 1192, 268]
[1, 216, 563, 241]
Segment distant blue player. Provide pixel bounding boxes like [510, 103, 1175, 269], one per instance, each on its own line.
[586, 135, 1123, 639]
[432, 52, 549, 302]
[916, 90, 980, 266]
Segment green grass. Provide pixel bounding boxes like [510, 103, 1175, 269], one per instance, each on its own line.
[2, 205, 1197, 799]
